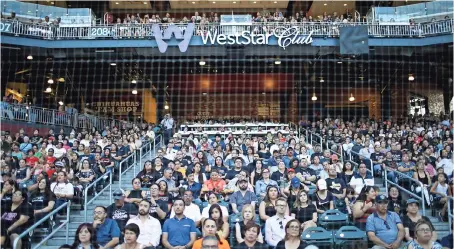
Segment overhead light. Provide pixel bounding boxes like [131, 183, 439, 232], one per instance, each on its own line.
[233, 1, 236, 3]
[44, 87, 52, 93]
[408, 74, 415, 81]
[27, 55, 33, 60]
[192, 1, 195, 3]
[202, 92, 207, 95]
[274, 60, 281, 65]
[344, 3, 347, 6]
[337, 61, 342, 64]
[131, 80, 137, 84]
[212, 1, 215, 3]
[253, 1, 257, 3]
[274, 1, 277, 3]
[143, 1, 147, 4]
[199, 60, 206, 66]
[349, 93, 355, 102]
[58, 101, 64, 106]
[110, 63, 116, 66]
[48, 79, 54, 84]
[132, 89, 138, 95]
[262, 92, 266, 95]
[164, 104, 169, 110]
[311, 92, 317, 101]
[319, 78, 325, 83]
[58, 77, 65, 83]
[324, 3, 327, 6]
[115, 2, 119, 4]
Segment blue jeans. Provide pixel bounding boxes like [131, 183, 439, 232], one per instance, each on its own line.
[387, 171, 397, 183]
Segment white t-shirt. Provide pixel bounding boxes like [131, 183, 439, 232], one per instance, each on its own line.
[170, 203, 201, 223]
[51, 182, 74, 196]
[53, 147, 67, 158]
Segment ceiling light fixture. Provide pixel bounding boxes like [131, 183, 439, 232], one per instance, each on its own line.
[44, 87, 52, 93]
[408, 74, 415, 81]
[253, 1, 257, 3]
[110, 63, 116, 66]
[48, 79, 54, 84]
[192, 1, 195, 3]
[27, 55, 33, 60]
[274, 1, 277, 3]
[199, 60, 206, 66]
[311, 92, 317, 101]
[212, 1, 216, 3]
[337, 61, 342, 64]
[202, 92, 207, 95]
[58, 77, 65, 83]
[143, 1, 147, 4]
[131, 80, 137, 84]
[58, 101, 64, 106]
[349, 93, 355, 102]
[132, 89, 138, 95]
[115, 2, 119, 4]
[262, 92, 266, 95]
[274, 60, 281, 65]
[164, 104, 169, 110]
[319, 78, 325, 83]
[344, 3, 347, 6]
[233, 1, 236, 3]
[324, 3, 327, 6]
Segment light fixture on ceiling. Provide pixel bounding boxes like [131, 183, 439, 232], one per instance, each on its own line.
[262, 92, 266, 95]
[143, 1, 147, 4]
[408, 74, 415, 81]
[48, 79, 54, 84]
[199, 60, 206, 66]
[337, 61, 342, 64]
[274, 60, 281, 65]
[349, 93, 355, 102]
[319, 77, 325, 83]
[212, 1, 216, 3]
[58, 101, 64, 106]
[132, 89, 138, 95]
[324, 3, 327, 6]
[311, 92, 317, 101]
[344, 3, 347, 6]
[192, 1, 195, 3]
[44, 87, 52, 93]
[202, 92, 207, 95]
[115, 2, 119, 4]
[131, 80, 137, 84]
[58, 77, 65, 83]
[253, 1, 257, 3]
[27, 55, 33, 60]
[110, 63, 116, 66]
[233, 1, 236, 3]
[274, 1, 277, 3]
[164, 104, 169, 110]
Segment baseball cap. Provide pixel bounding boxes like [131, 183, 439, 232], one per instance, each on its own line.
[262, 168, 270, 173]
[317, 179, 327, 190]
[331, 154, 339, 160]
[55, 161, 65, 167]
[238, 178, 248, 183]
[287, 168, 295, 174]
[406, 199, 420, 206]
[48, 148, 54, 152]
[376, 194, 389, 203]
[113, 189, 125, 200]
[291, 177, 301, 188]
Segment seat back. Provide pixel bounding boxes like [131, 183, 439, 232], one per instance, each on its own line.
[319, 209, 349, 230]
[334, 226, 368, 249]
[301, 227, 334, 249]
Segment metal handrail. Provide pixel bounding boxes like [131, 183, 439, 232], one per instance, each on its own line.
[118, 152, 137, 191]
[349, 150, 374, 175]
[0, 19, 452, 39]
[384, 166, 425, 215]
[448, 196, 453, 233]
[84, 171, 112, 222]
[13, 201, 71, 249]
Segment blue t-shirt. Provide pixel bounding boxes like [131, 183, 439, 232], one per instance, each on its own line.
[96, 218, 121, 246]
[163, 216, 197, 247]
[366, 211, 402, 245]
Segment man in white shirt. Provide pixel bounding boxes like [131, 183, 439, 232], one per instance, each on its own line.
[265, 197, 293, 247]
[170, 190, 202, 227]
[126, 199, 162, 247]
[161, 114, 174, 144]
[53, 142, 67, 159]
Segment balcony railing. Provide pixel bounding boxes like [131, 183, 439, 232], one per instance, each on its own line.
[0, 101, 132, 131]
[0, 19, 452, 40]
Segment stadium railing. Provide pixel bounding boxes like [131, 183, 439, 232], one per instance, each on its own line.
[448, 196, 453, 233]
[0, 19, 452, 39]
[84, 170, 113, 222]
[13, 201, 71, 249]
[349, 150, 374, 176]
[0, 101, 132, 131]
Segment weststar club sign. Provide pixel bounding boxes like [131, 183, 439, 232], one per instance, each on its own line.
[153, 24, 313, 53]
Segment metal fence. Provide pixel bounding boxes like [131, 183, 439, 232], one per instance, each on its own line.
[1, 19, 452, 39]
[1, 101, 132, 131]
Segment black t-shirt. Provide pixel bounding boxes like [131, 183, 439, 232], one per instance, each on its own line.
[1, 193, 12, 214]
[1, 202, 33, 232]
[226, 168, 245, 180]
[271, 171, 286, 182]
[312, 192, 334, 211]
[30, 192, 56, 211]
[291, 204, 317, 223]
[402, 215, 434, 238]
[387, 198, 404, 215]
[275, 240, 308, 249]
[325, 177, 346, 195]
[171, 171, 184, 187]
[234, 242, 268, 249]
[212, 165, 229, 178]
[136, 171, 160, 188]
[30, 135, 43, 144]
[148, 199, 168, 222]
[107, 202, 138, 231]
[391, 150, 403, 163]
[370, 152, 384, 164]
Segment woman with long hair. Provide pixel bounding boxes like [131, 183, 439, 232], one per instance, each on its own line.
[413, 160, 432, 207]
[313, 179, 334, 214]
[257, 142, 271, 159]
[135, 161, 158, 188]
[208, 204, 229, 239]
[341, 161, 354, 184]
[115, 223, 144, 249]
[250, 160, 264, 186]
[71, 223, 100, 249]
[352, 185, 377, 230]
[291, 190, 317, 231]
[157, 180, 173, 210]
[259, 186, 286, 223]
[75, 159, 96, 193]
[193, 162, 207, 184]
[30, 177, 55, 222]
[192, 218, 230, 249]
[275, 219, 309, 249]
[124, 178, 146, 206]
[235, 204, 264, 244]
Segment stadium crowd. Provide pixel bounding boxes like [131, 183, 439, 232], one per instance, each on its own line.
[1, 113, 453, 249]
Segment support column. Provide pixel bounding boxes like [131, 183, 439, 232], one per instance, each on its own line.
[381, 84, 391, 120]
[443, 78, 453, 115]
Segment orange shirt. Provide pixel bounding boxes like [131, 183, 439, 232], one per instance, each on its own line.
[204, 179, 226, 194]
[192, 238, 230, 249]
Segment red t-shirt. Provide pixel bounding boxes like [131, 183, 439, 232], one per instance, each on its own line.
[46, 156, 57, 165]
[25, 156, 39, 167]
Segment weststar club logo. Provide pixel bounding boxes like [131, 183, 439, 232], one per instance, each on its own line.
[152, 24, 313, 53]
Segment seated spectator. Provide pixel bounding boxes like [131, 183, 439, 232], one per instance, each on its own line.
[207, 204, 229, 239]
[157, 180, 173, 209]
[387, 186, 404, 215]
[30, 177, 55, 223]
[114, 223, 143, 249]
[366, 194, 405, 249]
[349, 163, 374, 195]
[352, 186, 377, 230]
[19, 136, 32, 153]
[71, 223, 100, 249]
[309, 156, 323, 177]
[225, 157, 248, 183]
[402, 199, 437, 242]
[93, 206, 120, 248]
[1, 179, 16, 209]
[275, 219, 309, 249]
[203, 170, 226, 195]
[407, 220, 443, 249]
[271, 161, 287, 183]
[413, 160, 432, 206]
[162, 198, 197, 249]
[230, 178, 257, 214]
[182, 172, 202, 200]
[135, 160, 159, 188]
[259, 186, 286, 223]
[264, 197, 292, 247]
[15, 159, 32, 190]
[107, 189, 138, 233]
[325, 164, 346, 200]
[126, 199, 161, 247]
[0, 190, 33, 249]
[440, 221, 453, 249]
[295, 160, 317, 185]
[267, 150, 281, 167]
[75, 159, 96, 193]
[312, 179, 334, 214]
[201, 192, 229, 222]
[224, 170, 254, 195]
[124, 178, 146, 206]
[234, 221, 266, 249]
[430, 172, 452, 220]
[156, 168, 179, 195]
[291, 190, 317, 231]
[192, 218, 230, 249]
[50, 171, 74, 209]
[145, 183, 168, 222]
[170, 190, 202, 227]
[235, 204, 264, 244]
[255, 168, 278, 198]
